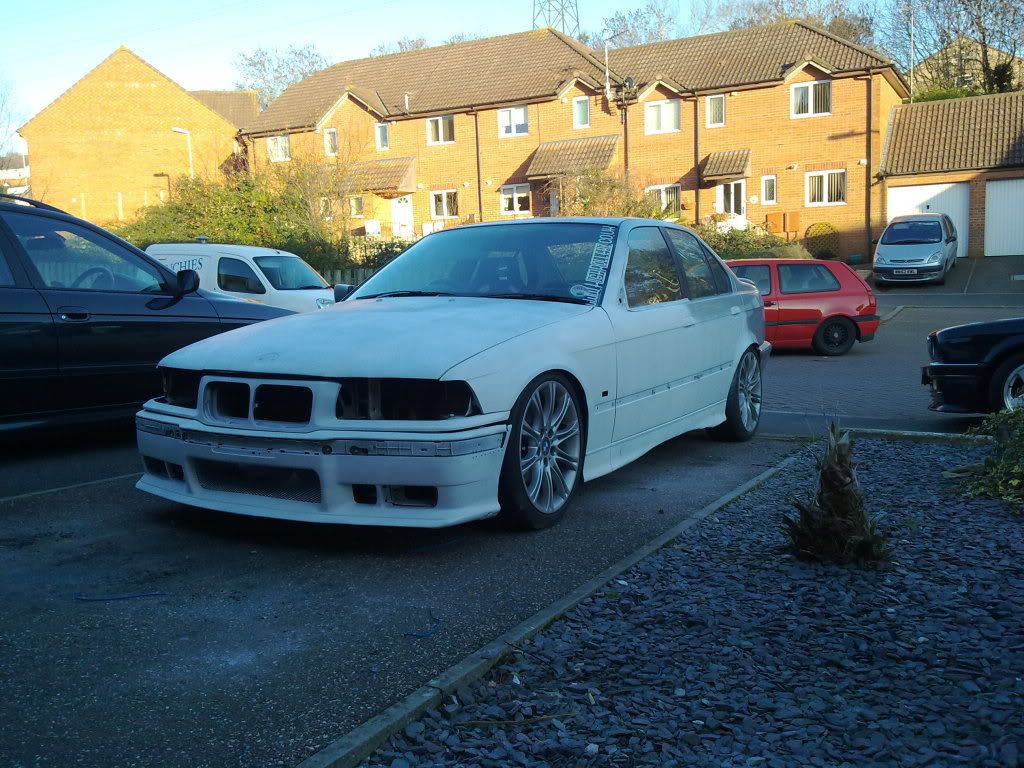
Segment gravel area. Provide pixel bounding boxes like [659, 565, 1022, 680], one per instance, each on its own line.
[364, 439, 1024, 768]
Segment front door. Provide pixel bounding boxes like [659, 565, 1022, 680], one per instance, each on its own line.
[717, 180, 746, 228]
[391, 195, 414, 239]
[1, 210, 222, 411]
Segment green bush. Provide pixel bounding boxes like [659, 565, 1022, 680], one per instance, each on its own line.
[968, 409, 1024, 511]
[691, 223, 811, 260]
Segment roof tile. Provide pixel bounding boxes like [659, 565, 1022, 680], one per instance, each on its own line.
[189, 90, 260, 129]
[525, 135, 619, 177]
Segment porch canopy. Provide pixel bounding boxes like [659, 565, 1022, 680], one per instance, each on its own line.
[700, 148, 751, 185]
[525, 135, 619, 179]
[347, 156, 416, 197]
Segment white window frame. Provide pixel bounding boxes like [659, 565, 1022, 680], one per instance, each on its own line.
[426, 115, 455, 145]
[499, 183, 531, 215]
[761, 175, 778, 205]
[706, 94, 725, 128]
[644, 99, 681, 134]
[430, 189, 459, 219]
[267, 135, 290, 162]
[805, 169, 847, 207]
[645, 184, 681, 216]
[349, 196, 364, 218]
[375, 122, 390, 151]
[323, 128, 338, 157]
[498, 106, 529, 137]
[572, 96, 590, 129]
[791, 80, 832, 118]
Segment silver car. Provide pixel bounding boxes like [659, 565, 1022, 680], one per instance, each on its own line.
[872, 214, 959, 286]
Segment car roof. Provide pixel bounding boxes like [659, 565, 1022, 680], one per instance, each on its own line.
[725, 258, 836, 264]
[442, 216, 675, 229]
[146, 243, 299, 258]
[887, 214, 945, 223]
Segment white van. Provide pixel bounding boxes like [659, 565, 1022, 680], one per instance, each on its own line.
[146, 243, 335, 313]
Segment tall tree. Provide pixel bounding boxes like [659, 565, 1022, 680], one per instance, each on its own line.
[583, 0, 681, 48]
[234, 44, 328, 110]
[720, 0, 876, 46]
[369, 36, 429, 56]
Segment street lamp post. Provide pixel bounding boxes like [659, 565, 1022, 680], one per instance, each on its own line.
[171, 127, 194, 179]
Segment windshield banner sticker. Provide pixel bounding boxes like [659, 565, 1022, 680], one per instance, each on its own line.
[570, 224, 616, 304]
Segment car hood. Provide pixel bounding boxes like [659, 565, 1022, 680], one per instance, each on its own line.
[161, 296, 593, 379]
[874, 242, 943, 262]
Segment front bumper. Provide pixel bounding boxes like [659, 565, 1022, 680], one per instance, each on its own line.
[873, 264, 944, 284]
[135, 410, 509, 527]
[921, 362, 991, 413]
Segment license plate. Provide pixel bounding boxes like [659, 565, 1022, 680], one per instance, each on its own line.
[893, 268, 918, 275]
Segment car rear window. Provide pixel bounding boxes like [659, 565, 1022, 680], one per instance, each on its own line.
[778, 263, 840, 294]
[881, 220, 943, 245]
[731, 264, 771, 294]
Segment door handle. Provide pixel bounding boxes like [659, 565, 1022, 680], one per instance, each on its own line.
[57, 307, 91, 322]
[763, 300, 776, 307]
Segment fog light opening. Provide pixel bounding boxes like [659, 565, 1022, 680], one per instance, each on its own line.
[387, 485, 438, 508]
[352, 484, 378, 505]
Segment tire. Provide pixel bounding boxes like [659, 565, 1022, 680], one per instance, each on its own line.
[709, 348, 762, 442]
[498, 373, 585, 530]
[988, 353, 1024, 412]
[812, 316, 856, 356]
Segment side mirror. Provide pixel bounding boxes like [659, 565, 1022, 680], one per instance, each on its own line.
[333, 283, 355, 302]
[947, 236, 957, 243]
[175, 269, 200, 296]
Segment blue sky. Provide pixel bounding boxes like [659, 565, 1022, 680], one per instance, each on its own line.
[5, 0, 681, 153]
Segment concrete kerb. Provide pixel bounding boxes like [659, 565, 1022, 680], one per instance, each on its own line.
[296, 452, 803, 768]
[880, 305, 906, 323]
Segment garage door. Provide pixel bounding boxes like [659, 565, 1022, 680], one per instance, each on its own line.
[887, 183, 970, 258]
[985, 179, 1024, 257]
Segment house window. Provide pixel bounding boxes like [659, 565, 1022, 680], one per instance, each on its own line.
[644, 99, 681, 134]
[426, 115, 455, 145]
[498, 106, 529, 137]
[323, 128, 338, 156]
[350, 196, 364, 218]
[500, 184, 531, 214]
[761, 175, 777, 205]
[267, 135, 290, 162]
[431, 190, 459, 219]
[806, 170, 846, 206]
[645, 184, 681, 216]
[792, 80, 832, 117]
[706, 94, 725, 127]
[375, 123, 390, 150]
[573, 96, 590, 128]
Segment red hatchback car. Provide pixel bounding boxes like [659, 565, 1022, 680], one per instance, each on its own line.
[726, 259, 879, 356]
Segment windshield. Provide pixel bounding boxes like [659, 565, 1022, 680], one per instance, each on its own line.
[350, 223, 618, 305]
[881, 221, 943, 245]
[253, 255, 329, 290]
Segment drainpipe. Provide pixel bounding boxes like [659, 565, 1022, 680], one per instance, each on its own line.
[865, 68, 874, 262]
[621, 102, 630, 183]
[693, 96, 701, 225]
[473, 110, 484, 222]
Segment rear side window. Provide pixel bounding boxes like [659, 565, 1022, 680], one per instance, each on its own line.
[663, 229, 718, 299]
[0, 248, 13, 286]
[732, 264, 771, 294]
[778, 263, 840, 294]
[217, 257, 266, 294]
[624, 227, 682, 307]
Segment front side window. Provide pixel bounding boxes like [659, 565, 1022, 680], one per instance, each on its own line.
[644, 99, 681, 134]
[254, 255, 328, 290]
[645, 184, 681, 216]
[217, 257, 266, 294]
[706, 94, 725, 127]
[573, 96, 590, 128]
[500, 184, 531, 215]
[323, 128, 338, 156]
[792, 80, 832, 117]
[761, 175, 777, 205]
[664, 229, 718, 299]
[778, 263, 840, 294]
[3, 211, 166, 293]
[431, 190, 459, 219]
[349, 222, 619, 306]
[806, 170, 846, 206]
[350, 196, 365, 218]
[498, 106, 529, 137]
[375, 123, 390, 150]
[881, 220, 943, 245]
[426, 115, 455, 144]
[624, 227, 682, 307]
[267, 135, 291, 162]
[731, 264, 772, 294]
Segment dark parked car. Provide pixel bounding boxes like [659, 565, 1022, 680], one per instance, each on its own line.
[922, 317, 1024, 413]
[0, 196, 290, 431]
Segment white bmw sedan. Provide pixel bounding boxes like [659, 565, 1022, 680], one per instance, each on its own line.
[136, 219, 769, 529]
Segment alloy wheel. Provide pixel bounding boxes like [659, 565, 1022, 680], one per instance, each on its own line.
[823, 320, 850, 352]
[519, 380, 581, 514]
[1003, 362, 1024, 410]
[737, 351, 762, 432]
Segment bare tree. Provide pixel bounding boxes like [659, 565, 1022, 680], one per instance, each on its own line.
[443, 32, 482, 45]
[718, 0, 876, 46]
[583, 0, 682, 48]
[369, 36, 429, 56]
[234, 44, 328, 110]
[0, 81, 18, 157]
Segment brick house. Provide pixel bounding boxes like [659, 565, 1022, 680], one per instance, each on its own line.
[880, 91, 1024, 258]
[242, 21, 909, 261]
[19, 47, 258, 225]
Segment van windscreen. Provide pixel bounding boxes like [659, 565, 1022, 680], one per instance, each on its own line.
[254, 255, 329, 290]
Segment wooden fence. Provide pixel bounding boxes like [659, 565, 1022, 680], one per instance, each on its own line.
[323, 267, 377, 286]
